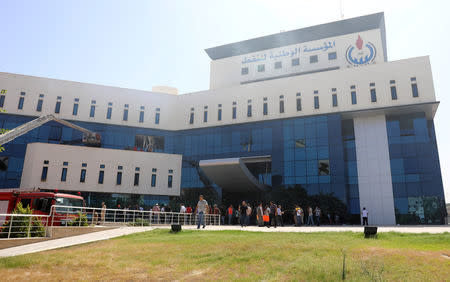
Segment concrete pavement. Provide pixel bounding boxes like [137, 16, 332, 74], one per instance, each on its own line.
[179, 225, 450, 233]
[0, 226, 154, 258]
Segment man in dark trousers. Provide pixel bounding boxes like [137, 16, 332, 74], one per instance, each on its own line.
[361, 207, 369, 226]
[239, 201, 248, 227]
[269, 201, 277, 228]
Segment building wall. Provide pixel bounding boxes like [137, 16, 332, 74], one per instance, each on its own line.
[386, 113, 445, 224]
[354, 114, 395, 225]
[209, 29, 385, 89]
[20, 143, 182, 196]
[0, 57, 436, 131]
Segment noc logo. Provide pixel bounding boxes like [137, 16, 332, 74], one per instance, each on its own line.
[345, 35, 376, 66]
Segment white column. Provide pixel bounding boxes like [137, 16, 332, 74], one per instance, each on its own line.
[354, 114, 396, 225]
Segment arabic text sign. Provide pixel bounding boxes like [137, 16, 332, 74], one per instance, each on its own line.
[241, 41, 335, 64]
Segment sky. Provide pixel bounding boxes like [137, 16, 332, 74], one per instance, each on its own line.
[0, 0, 449, 201]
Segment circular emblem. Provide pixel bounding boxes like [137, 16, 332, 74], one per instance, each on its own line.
[346, 35, 376, 66]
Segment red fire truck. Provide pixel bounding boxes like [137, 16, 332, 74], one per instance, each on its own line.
[0, 190, 84, 225]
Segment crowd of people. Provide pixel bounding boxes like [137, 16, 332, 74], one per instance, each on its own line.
[100, 195, 370, 227]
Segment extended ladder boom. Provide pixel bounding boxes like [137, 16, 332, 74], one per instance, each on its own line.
[0, 114, 101, 146]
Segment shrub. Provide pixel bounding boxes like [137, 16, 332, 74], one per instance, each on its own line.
[129, 218, 150, 226]
[0, 202, 46, 238]
[68, 211, 89, 226]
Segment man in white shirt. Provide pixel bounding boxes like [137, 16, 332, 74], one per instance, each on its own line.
[196, 195, 208, 229]
[180, 203, 186, 225]
[361, 207, 369, 226]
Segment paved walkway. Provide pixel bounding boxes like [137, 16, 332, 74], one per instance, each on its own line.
[179, 225, 450, 233]
[1, 225, 448, 258]
[0, 226, 153, 258]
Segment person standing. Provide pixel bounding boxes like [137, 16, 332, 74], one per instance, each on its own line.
[298, 206, 304, 225]
[240, 201, 248, 227]
[227, 205, 234, 225]
[213, 204, 220, 225]
[269, 201, 277, 228]
[256, 203, 264, 227]
[100, 202, 106, 224]
[246, 203, 252, 226]
[296, 206, 303, 226]
[314, 206, 321, 226]
[180, 203, 186, 225]
[361, 207, 369, 226]
[276, 205, 284, 227]
[306, 206, 314, 226]
[264, 205, 271, 228]
[196, 195, 208, 229]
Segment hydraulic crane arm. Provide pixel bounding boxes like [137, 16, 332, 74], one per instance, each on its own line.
[0, 114, 101, 147]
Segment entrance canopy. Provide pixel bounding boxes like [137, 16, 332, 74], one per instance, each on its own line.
[199, 157, 270, 193]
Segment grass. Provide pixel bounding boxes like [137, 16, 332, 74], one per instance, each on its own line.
[0, 230, 449, 281]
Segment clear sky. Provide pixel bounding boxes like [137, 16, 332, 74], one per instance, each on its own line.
[0, 0, 449, 201]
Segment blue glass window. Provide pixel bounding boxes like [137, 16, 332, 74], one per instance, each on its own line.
[257, 64, 265, 72]
[292, 58, 300, 66]
[351, 91, 357, 105]
[72, 103, 78, 115]
[89, 105, 95, 117]
[217, 108, 222, 121]
[36, 99, 43, 112]
[370, 89, 377, 102]
[80, 169, 86, 183]
[106, 107, 112, 119]
[18, 97, 25, 110]
[123, 109, 128, 121]
[314, 96, 319, 109]
[391, 86, 398, 100]
[41, 166, 48, 181]
[151, 174, 156, 187]
[189, 112, 194, 124]
[232, 107, 236, 119]
[279, 100, 284, 113]
[241, 67, 248, 75]
[116, 171, 122, 185]
[155, 112, 160, 124]
[134, 173, 139, 186]
[61, 167, 67, 182]
[204, 111, 208, 122]
[168, 175, 173, 188]
[296, 98, 302, 111]
[412, 83, 419, 97]
[263, 103, 268, 115]
[0, 95, 5, 107]
[54, 101, 61, 113]
[332, 94, 338, 107]
[310, 55, 318, 63]
[328, 52, 337, 60]
[247, 105, 252, 117]
[98, 170, 104, 184]
[139, 111, 144, 123]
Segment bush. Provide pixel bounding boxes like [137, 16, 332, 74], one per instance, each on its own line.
[69, 211, 89, 226]
[129, 218, 150, 226]
[0, 202, 46, 238]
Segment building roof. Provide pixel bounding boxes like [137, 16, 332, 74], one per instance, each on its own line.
[205, 12, 386, 61]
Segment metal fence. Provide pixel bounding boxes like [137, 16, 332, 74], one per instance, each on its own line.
[49, 205, 221, 228]
[0, 213, 50, 239]
[0, 205, 221, 239]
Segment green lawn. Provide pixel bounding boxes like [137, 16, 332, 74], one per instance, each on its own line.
[0, 230, 449, 281]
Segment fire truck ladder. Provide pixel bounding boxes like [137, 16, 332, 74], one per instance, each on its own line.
[0, 114, 101, 146]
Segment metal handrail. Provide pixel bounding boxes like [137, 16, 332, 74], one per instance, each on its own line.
[49, 205, 221, 228]
[0, 213, 50, 239]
